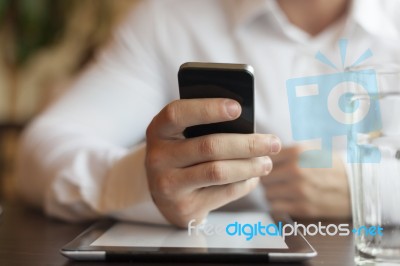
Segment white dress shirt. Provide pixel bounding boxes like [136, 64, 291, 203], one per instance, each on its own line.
[16, 0, 400, 224]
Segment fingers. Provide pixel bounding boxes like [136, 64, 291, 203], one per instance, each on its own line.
[175, 156, 272, 191]
[145, 98, 286, 227]
[264, 163, 351, 219]
[261, 162, 298, 185]
[270, 145, 303, 165]
[266, 178, 318, 218]
[168, 133, 281, 167]
[199, 177, 260, 212]
[263, 160, 316, 203]
[265, 179, 312, 202]
[148, 99, 241, 138]
[161, 177, 260, 227]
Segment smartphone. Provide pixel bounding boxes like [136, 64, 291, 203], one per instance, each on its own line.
[178, 62, 254, 138]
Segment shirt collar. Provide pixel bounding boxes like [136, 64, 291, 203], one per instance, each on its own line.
[229, 0, 399, 40]
[228, 0, 274, 30]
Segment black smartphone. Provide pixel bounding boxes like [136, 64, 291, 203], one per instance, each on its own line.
[178, 62, 254, 138]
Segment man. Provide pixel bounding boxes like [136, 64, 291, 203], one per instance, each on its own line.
[17, 0, 400, 227]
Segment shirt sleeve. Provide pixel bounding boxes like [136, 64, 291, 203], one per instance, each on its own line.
[16, 1, 171, 224]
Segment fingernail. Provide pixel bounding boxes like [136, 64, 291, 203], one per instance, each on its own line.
[270, 136, 281, 154]
[264, 157, 273, 173]
[225, 100, 240, 118]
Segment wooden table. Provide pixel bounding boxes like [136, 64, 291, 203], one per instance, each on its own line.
[0, 200, 356, 266]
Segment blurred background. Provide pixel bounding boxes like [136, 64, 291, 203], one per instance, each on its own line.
[0, 0, 137, 201]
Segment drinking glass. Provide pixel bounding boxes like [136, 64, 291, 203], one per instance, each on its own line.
[348, 65, 400, 265]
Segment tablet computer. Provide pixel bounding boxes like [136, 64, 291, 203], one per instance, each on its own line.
[61, 212, 317, 262]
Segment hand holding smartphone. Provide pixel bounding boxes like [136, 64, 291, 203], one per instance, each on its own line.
[178, 62, 255, 138]
[144, 62, 279, 227]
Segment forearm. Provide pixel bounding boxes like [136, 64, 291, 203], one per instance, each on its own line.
[16, 119, 168, 224]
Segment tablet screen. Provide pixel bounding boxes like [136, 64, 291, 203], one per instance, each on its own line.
[91, 212, 288, 249]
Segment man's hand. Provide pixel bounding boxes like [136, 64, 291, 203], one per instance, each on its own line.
[262, 146, 351, 220]
[145, 98, 281, 227]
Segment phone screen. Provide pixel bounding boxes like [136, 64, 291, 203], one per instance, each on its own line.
[178, 63, 254, 138]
